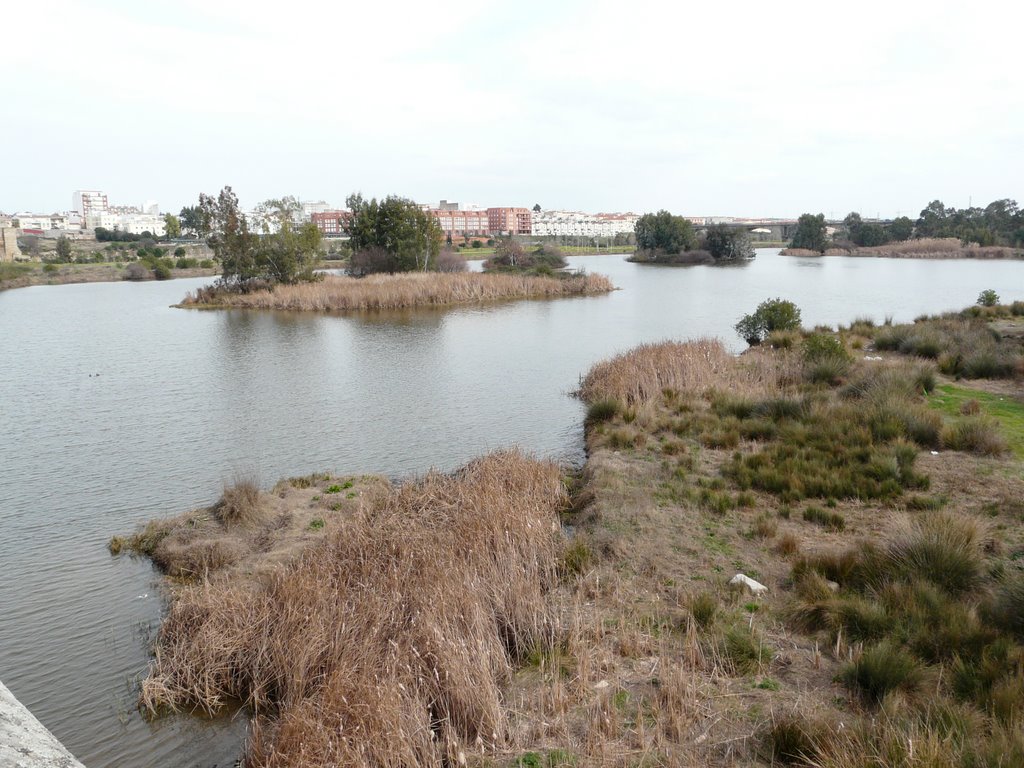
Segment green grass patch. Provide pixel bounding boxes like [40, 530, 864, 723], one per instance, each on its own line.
[929, 384, 1024, 458]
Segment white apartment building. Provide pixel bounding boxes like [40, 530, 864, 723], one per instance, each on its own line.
[531, 210, 638, 238]
[85, 211, 166, 236]
[72, 190, 109, 217]
[14, 212, 70, 231]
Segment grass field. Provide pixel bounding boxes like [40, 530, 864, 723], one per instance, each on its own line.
[929, 383, 1024, 458]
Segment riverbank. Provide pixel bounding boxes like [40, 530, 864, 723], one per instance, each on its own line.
[0, 261, 220, 291]
[119, 303, 1024, 765]
[783, 237, 1024, 259]
[178, 271, 615, 312]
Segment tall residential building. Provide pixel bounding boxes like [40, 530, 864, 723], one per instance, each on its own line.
[486, 207, 532, 236]
[72, 190, 108, 217]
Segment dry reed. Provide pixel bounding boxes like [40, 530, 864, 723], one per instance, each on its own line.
[577, 339, 787, 406]
[140, 450, 569, 767]
[784, 238, 1023, 260]
[181, 272, 614, 312]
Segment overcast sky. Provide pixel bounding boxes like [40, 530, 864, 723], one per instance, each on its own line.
[3, 0, 1021, 218]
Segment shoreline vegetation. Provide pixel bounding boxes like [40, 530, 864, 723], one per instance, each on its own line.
[783, 237, 1024, 260]
[0, 260, 219, 291]
[115, 300, 1024, 766]
[177, 271, 615, 312]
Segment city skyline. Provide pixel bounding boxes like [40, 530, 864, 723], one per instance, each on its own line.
[3, 1, 1021, 218]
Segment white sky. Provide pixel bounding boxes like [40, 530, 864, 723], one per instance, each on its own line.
[3, 0, 1021, 218]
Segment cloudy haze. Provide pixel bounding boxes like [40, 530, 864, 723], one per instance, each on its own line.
[4, 0, 1021, 217]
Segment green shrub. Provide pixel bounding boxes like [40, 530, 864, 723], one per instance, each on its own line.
[199, 259, 214, 268]
[736, 298, 802, 345]
[174, 247, 186, 257]
[559, 538, 594, 578]
[977, 289, 1000, 307]
[839, 641, 924, 703]
[803, 506, 845, 531]
[42, 263, 58, 273]
[722, 625, 769, 674]
[175, 257, 199, 269]
[586, 398, 619, 424]
[690, 592, 718, 628]
[887, 513, 983, 595]
[153, 263, 172, 280]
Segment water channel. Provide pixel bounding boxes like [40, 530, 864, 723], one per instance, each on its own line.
[2, 250, 1023, 765]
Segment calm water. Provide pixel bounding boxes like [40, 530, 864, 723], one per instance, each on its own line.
[1, 250, 1022, 766]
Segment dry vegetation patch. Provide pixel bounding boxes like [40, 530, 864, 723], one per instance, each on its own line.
[179, 271, 614, 312]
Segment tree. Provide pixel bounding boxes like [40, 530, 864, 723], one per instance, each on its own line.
[858, 223, 888, 247]
[493, 238, 524, 267]
[790, 213, 828, 252]
[843, 212, 863, 243]
[703, 225, 754, 260]
[197, 188, 322, 288]
[54, 235, 72, 263]
[178, 206, 205, 238]
[735, 298, 802, 345]
[198, 186, 260, 288]
[163, 213, 181, 239]
[532, 203, 541, 212]
[977, 289, 1000, 307]
[634, 210, 696, 255]
[346, 193, 442, 274]
[915, 200, 947, 238]
[888, 216, 914, 242]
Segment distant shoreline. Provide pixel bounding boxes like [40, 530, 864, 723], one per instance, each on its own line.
[0, 262, 219, 291]
[782, 237, 1024, 260]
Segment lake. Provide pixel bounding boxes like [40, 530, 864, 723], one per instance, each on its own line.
[1, 249, 1022, 766]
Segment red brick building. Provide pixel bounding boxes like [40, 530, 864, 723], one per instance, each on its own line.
[311, 210, 352, 236]
[431, 208, 489, 238]
[486, 207, 532, 236]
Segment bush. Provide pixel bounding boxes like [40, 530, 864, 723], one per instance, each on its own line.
[42, 263, 59, 273]
[803, 506, 846, 531]
[977, 289, 1000, 307]
[735, 298, 802, 345]
[586, 398, 620, 424]
[123, 262, 150, 280]
[761, 716, 820, 764]
[174, 247, 187, 257]
[888, 512, 983, 595]
[990, 577, 1024, 639]
[153, 263, 172, 280]
[839, 641, 924, 703]
[199, 259, 214, 268]
[941, 418, 1008, 456]
[175, 257, 199, 269]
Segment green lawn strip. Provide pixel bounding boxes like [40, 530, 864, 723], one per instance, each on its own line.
[929, 384, 1024, 458]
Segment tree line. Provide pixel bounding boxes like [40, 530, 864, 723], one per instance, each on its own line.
[791, 198, 1024, 252]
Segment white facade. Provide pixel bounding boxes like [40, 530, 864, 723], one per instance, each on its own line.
[301, 200, 331, 220]
[14, 212, 70, 231]
[85, 211, 166, 236]
[72, 190, 108, 216]
[531, 210, 638, 238]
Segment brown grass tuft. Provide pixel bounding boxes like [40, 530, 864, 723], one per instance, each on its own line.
[216, 476, 264, 527]
[181, 271, 614, 312]
[140, 450, 569, 765]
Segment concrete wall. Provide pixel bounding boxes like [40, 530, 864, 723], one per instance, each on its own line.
[0, 680, 85, 767]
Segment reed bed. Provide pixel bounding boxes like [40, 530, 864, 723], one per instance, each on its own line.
[140, 450, 569, 767]
[181, 271, 614, 312]
[577, 339, 788, 406]
[784, 238, 1023, 259]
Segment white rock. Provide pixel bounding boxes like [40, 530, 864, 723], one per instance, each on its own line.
[593, 680, 610, 690]
[729, 573, 768, 595]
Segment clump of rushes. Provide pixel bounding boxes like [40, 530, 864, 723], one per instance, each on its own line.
[139, 450, 568, 764]
[802, 506, 846, 531]
[216, 477, 262, 526]
[585, 398, 619, 425]
[941, 417, 1008, 456]
[839, 641, 925, 703]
